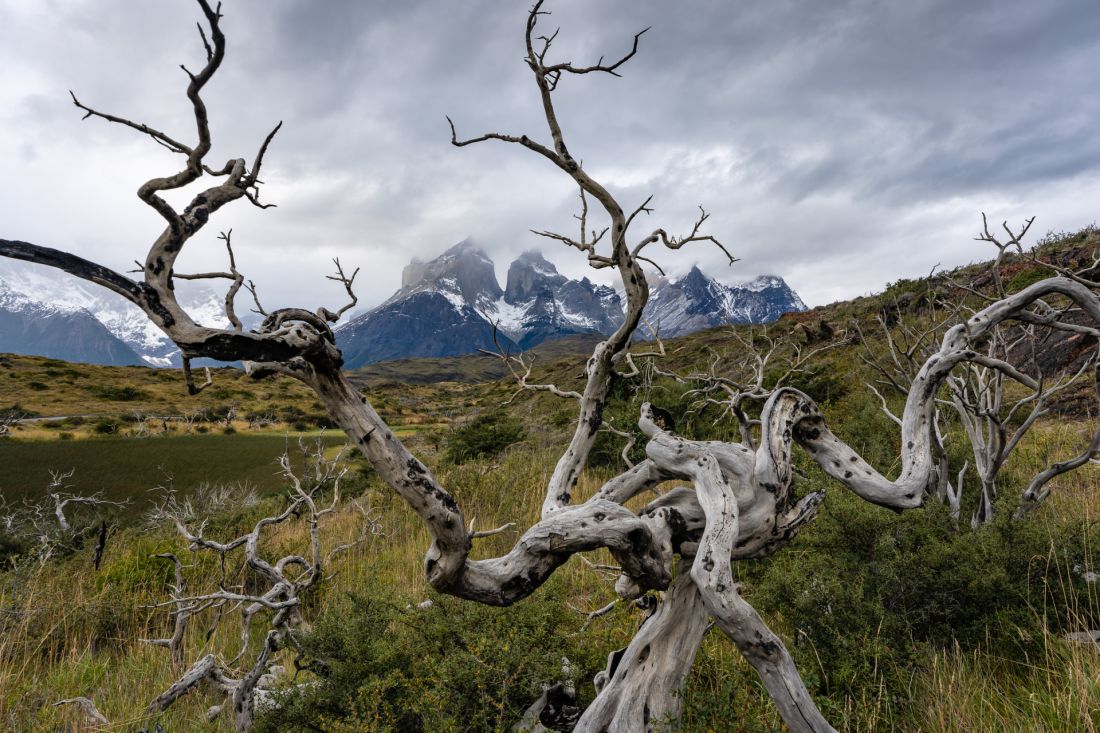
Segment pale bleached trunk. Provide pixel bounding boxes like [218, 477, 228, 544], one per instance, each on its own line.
[575, 573, 711, 732]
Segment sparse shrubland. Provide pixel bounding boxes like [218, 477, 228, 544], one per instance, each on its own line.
[1, 0, 1098, 724]
[1, 234, 1099, 733]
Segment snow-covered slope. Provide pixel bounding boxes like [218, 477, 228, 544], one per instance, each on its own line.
[0, 259, 242, 367]
[491, 250, 623, 350]
[336, 242, 807, 367]
[0, 277, 145, 366]
[643, 266, 807, 337]
[0, 244, 806, 369]
[337, 240, 515, 367]
[337, 241, 626, 368]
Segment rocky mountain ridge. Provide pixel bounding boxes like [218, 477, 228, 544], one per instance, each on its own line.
[337, 240, 806, 367]
[0, 278, 145, 366]
[642, 265, 807, 337]
[0, 242, 806, 368]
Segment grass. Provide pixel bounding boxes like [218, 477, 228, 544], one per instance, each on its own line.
[0, 355, 321, 418]
[348, 334, 599, 387]
[0, 432, 349, 506]
[6, 433, 1099, 731]
[6, 229, 1100, 730]
[916, 638, 1100, 732]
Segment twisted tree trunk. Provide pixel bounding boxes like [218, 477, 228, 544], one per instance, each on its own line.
[6, 1, 1100, 730]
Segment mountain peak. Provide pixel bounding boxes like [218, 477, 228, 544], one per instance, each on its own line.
[442, 238, 489, 258]
[505, 250, 566, 303]
[398, 240, 501, 303]
[515, 249, 552, 265]
[341, 243, 627, 365]
[677, 264, 711, 291]
[644, 268, 807, 336]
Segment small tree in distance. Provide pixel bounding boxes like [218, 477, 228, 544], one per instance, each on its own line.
[3, 2, 1100, 731]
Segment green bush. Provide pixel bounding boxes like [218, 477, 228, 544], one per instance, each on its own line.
[279, 405, 307, 422]
[198, 404, 235, 423]
[770, 362, 848, 405]
[1005, 265, 1053, 292]
[744, 489, 1098, 705]
[92, 385, 149, 401]
[0, 530, 29, 569]
[444, 411, 526, 464]
[258, 589, 604, 733]
[92, 418, 121, 435]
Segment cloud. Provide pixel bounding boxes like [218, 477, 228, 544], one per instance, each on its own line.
[2, 0, 1098, 311]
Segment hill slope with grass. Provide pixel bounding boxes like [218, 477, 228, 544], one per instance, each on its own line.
[3, 227, 1100, 731]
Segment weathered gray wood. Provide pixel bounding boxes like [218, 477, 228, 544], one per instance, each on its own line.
[640, 404, 836, 732]
[575, 572, 711, 732]
[7, 1, 1100, 730]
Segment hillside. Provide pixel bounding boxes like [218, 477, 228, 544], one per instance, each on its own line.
[6, 226, 1098, 434]
[4, 227, 1100, 732]
[350, 225, 1100, 420]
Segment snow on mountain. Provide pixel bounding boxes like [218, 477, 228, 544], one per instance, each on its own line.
[491, 250, 623, 350]
[336, 241, 806, 367]
[337, 240, 512, 368]
[0, 276, 146, 366]
[0, 258, 244, 367]
[0, 243, 806, 369]
[337, 241, 626, 367]
[643, 266, 807, 337]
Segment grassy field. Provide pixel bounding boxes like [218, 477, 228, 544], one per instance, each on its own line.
[4, 230, 1100, 730]
[3, 434, 1099, 731]
[0, 432, 353, 506]
[0, 355, 321, 418]
[348, 334, 600, 386]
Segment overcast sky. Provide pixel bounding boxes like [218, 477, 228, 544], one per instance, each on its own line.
[2, 0, 1099, 312]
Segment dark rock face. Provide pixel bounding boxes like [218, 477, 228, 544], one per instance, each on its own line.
[338, 243, 624, 367]
[505, 249, 567, 302]
[339, 241, 514, 369]
[503, 251, 624, 350]
[336, 241, 807, 367]
[397, 240, 503, 307]
[0, 282, 145, 366]
[339, 290, 517, 367]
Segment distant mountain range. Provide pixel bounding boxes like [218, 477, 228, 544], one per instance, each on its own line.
[336, 240, 806, 368]
[0, 241, 806, 368]
[336, 241, 625, 368]
[0, 259, 244, 367]
[643, 266, 807, 337]
[0, 278, 145, 366]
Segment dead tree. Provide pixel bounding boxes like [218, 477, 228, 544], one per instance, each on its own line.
[246, 411, 277, 431]
[677, 327, 842, 450]
[141, 440, 380, 732]
[8, 469, 129, 567]
[4, 2, 1100, 730]
[860, 286, 976, 521]
[0, 413, 18, 438]
[863, 219, 1100, 525]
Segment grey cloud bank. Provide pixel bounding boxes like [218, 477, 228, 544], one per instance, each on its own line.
[1, 0, 1098, 312]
